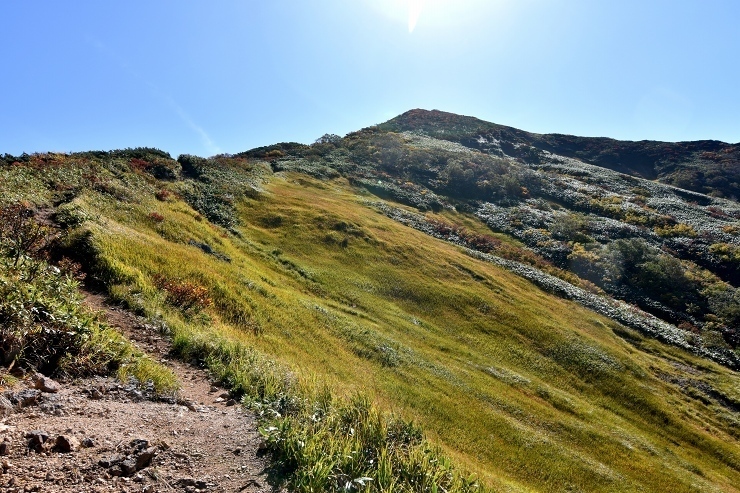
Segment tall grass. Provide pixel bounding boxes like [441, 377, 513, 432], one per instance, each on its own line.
[166, 319, 485, 492]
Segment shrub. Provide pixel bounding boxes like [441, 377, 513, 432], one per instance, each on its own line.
[655, 222, 698, 238]
[148, 212, 165, 222]
[709, 243, 740, 265]
[155, 189, 171, 201]
[0, 203, 54, 267]
[53, 203, 87, 229]
[129, 157, 150, 170]
[265, 149, 286, 158]
[153, 274, 212, 312]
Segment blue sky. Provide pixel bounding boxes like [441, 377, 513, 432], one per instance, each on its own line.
[2, 1, 739, 157]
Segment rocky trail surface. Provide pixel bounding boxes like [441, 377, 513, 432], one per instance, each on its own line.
[0, 294, 276, 493]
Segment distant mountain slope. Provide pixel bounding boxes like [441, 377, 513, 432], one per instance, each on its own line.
[379, 109, 740, 199]
[268, 118, 740, 365]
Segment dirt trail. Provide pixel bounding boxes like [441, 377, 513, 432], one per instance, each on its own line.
[0, 293, 277, 493]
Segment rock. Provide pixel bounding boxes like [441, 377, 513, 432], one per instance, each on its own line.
[98, 453, 124, 468]
[218, 392, 230, 399]
[0, 441, 9, 456]
[25, 430, 50, 451]
[12, 389, 41, 407]
[225, 399, 237, 406]
[81, 437, 95, 448]
[177, 477, 197, 487]
[32, 374, 61, 393]
[129, 438, 149, 452]
[120, 458, 137, 476]
[181, 399, 198, 412]
[128, 389, 144, 401]
[54, 435, 80, 453]
[88, 388, 103, 400]
[135, 447, 156, 470]
[0, 395, 13, 417]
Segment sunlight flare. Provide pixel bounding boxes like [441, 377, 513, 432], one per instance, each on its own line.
[408, 0, 424, 32]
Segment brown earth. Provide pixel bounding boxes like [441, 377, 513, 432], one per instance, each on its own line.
[0, 293, 280, 493]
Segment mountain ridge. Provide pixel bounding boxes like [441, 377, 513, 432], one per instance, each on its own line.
[378, 109, 740, 198]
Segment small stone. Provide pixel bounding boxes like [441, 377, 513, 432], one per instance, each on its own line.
[1, 458, 11, 470]
[218, 392, 230, 399]
[81, 437, 95, 448]
[135, 447, 156, 470]
[14, 389, 41, 407]
[225, 399, 236, 406]
[120, 459, 137, 476]
[181, 400, 197, 412]
[130, 439, 149, 451]
[99, 454, 124, 468]
[25, 430, 50, 451]
[54, 435, 80, 453]
[209, 386, 219, 393]
[32, 373, 61, 393]
[177, 477, 197, 487]
[0, 395, 13, 417]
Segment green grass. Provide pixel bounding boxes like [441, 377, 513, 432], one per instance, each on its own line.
[56, 167, 739, 493]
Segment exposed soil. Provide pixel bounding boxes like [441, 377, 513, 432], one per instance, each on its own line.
[0, 293, 278, 493]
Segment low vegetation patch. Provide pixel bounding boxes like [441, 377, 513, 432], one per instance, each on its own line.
[173, 333, 485, 492]
[0, 202, 177, 394]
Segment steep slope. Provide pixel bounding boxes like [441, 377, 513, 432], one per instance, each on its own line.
[378, 109, 740, 199]
[2, 146, 739, 492]
[269, 123, 740, 367]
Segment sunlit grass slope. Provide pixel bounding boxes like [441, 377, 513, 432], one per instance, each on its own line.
[76, 170, 739, 492]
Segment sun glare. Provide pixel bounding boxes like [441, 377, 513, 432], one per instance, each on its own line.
[408, 0, 424, 32]
[367, 0, 496, 34]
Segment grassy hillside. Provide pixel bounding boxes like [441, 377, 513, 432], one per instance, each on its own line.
[2, 147, 738, 492]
